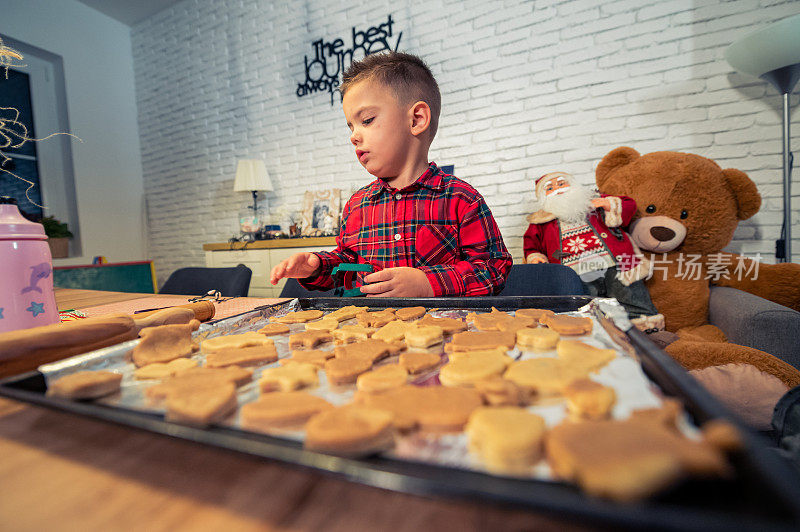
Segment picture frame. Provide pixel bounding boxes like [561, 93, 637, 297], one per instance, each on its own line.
[301, 188, 342, 236]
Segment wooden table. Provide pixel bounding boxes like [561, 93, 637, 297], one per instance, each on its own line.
[0, 290, 589, 531]
[54, 287, 177, 309]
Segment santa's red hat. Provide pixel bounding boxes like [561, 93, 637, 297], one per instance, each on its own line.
[535, 171, 573, 198]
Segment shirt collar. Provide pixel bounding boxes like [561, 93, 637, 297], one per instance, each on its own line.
[368, 162, 445, 198]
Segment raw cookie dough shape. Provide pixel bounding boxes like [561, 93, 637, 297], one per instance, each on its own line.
[47, 370, 122, 400]
[357, 309, 397, 328]
[132, 321, 201, 367]
[204, 343, 279, 368]
[280, 349, 334, 368]
[404, 325, 444, 348]
[446, 331, 516, 352]
[305, 318, 340, 332]
[372, 320, 415, 343]
[134, 358, 198, 380]
[324, 356, 374, 385]
[540, 314, 593, 335]
[202, 331, 272, 353]
[395, 306, 426, 321]
[438, 351, 512, 387]
[416, 315, 467, 335]
[503, 358, 589, 396]
[259, 363, 319, 392]
[516, 327, 560, 351]
[563, 378, 616, 420]
[304, 405, 396, 457]
[356, 364, 408, 393]
[241, 391, 334, 429]
[398, 351, 442, 375]
[257, 323, 291, 336]
[356, 385, 483, 432]
[165, 382, 238, 427]
[274, 310, 325, 323]
[466, 406, 546, 474]
[289, 330, 333, 349]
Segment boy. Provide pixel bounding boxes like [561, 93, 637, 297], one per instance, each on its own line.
[270, 52, 511, 297]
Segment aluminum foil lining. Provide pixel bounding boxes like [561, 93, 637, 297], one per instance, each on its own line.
[39, 297, 684, 481]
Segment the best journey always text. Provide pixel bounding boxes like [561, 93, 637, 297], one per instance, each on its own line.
[296, 14, 402, 105]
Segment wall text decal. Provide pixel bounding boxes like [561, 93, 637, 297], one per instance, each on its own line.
[296, 14, 402, 105]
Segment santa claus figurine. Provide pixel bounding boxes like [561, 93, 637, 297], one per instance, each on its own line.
[524, 171, 662, 327]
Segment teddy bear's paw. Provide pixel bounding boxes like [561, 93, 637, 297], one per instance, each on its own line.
[631, 313, 665, 334]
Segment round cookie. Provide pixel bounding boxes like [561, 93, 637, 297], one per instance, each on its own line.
[241, 391, 334, 428]
[304, 405, 395, 456]
[466, 406, 546, 474]
[516, 327, 560, 351]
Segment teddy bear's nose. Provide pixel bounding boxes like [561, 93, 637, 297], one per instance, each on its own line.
[650, 226, 676, 242]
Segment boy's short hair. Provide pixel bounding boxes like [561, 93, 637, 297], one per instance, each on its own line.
[341, 52, 441, 139]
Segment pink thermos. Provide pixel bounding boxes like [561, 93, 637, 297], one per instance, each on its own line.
[0, 196, 60, 333]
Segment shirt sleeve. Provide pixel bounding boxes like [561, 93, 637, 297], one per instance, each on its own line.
[417, 197, 512, 296]
[298, 199, 360, 291]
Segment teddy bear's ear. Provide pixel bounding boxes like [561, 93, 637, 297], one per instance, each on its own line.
[722, 168, 761, 220]
[596, 147, 640, 188]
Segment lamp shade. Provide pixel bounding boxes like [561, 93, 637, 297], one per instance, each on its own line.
[725, 14, 800, 77]
[233, 159, 273, 192]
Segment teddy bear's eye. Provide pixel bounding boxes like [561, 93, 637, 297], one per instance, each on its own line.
[645, 204, 656, 213]
[680, 210, 688, 219]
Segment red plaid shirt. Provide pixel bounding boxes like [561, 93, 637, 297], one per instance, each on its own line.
[300, 163, 512, 296]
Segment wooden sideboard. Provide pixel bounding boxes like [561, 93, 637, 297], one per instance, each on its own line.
[203, 237, 337, 297]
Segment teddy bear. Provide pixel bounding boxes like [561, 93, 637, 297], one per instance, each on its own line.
[595, 147, 800, 427]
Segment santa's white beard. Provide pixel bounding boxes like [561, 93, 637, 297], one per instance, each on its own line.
[539, 184, 594, 224]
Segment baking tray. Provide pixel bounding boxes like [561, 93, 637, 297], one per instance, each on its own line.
[2, 296, 800, 531]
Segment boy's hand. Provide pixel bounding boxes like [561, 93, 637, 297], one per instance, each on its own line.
[361, 267, 434, 297]
[270, 252, 321, 285]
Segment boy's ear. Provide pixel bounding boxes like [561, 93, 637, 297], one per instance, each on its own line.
[409, 101, 431, 137]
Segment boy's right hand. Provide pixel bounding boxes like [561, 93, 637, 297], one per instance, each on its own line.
[270, 252, 321, 285]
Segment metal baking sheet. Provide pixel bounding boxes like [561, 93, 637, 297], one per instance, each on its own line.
[2, 296, 800, 531]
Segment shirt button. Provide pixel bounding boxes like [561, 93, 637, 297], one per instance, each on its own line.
[600, 232, 608, 238]
[394, 233, 401, 241]
[395, 193, 402, 200]
[615, 255, 622, 260]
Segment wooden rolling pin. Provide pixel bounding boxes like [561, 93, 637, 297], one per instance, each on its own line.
[0, 303, 214, 379]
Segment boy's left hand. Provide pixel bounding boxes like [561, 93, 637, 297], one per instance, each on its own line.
[361, 267, 434, 297]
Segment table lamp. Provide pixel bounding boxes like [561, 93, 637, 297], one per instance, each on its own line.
[233, 159, 273, 237]
[725, 14, 800, 263]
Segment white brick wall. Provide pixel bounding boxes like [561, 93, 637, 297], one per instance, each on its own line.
[131, 0, 800, 286]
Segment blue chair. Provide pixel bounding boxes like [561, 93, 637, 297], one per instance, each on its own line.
[279, 278, 336, 298]
[497, 263, 588, 296]
[159, 264, 252, 297]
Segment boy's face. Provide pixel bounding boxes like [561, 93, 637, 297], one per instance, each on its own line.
[343, 79, 414, 181]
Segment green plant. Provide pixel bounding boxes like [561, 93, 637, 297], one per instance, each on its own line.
[41, 215, 73, 239]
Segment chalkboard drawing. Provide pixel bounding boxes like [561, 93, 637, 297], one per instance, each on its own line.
[20, 262, 51, 294]
[301, 189, 342, 236]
